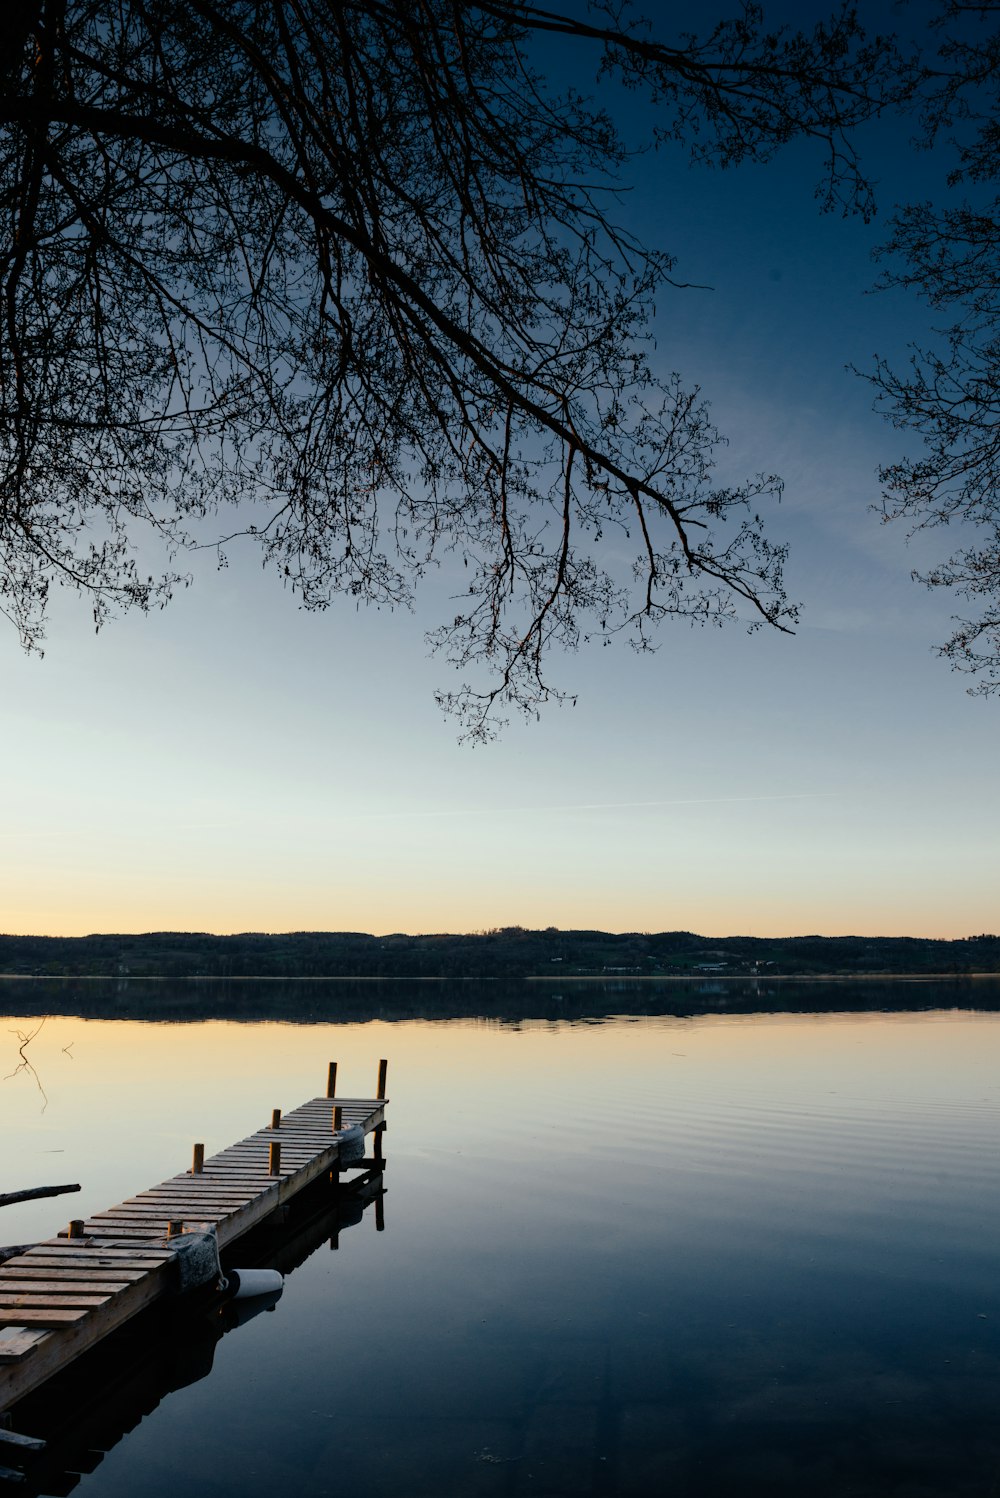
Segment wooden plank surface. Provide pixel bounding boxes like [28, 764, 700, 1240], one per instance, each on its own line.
[0, 1269, 142, 1284]
[0, 1295, 113, 1310]
[0, 1330, 49, 1363]
[0, 1282, 129, 1295]
[10, 1258, 164, 1274]
[0, 1309, 92, 1327]
[31, 1245, 171, 1260]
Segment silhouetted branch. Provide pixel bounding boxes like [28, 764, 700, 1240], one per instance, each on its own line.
[0, 2, 915, 731]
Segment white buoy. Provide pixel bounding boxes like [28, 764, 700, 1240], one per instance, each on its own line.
[225, 1268, 284, 1300]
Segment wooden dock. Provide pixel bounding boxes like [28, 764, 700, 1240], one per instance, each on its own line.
[0, 1062, 388, 1417]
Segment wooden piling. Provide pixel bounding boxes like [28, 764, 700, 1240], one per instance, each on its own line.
[268, 1141, 281, 1176]
[191, 1143, 204, 1175]
[377, 1058, 388, 1099]
[326, 1061, 338, 1099]
[333, 1105, 343, 1132]
[271, 1109, 281, 1130]
[66, 1220, 84, 1240]
[167, 1220, 184, 1238]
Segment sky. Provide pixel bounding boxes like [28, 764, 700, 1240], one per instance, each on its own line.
[2, 4, 998, 940]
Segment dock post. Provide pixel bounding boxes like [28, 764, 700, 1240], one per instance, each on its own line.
[271, 1108, 281, 1130]
[377, 1058, 388, 1099]
[376, 1194, 385, 1233]
[268, 1140, 282, 1176]
[333, 1105, 343, 1132]
[167, 1220, 184, 1238]
[326, 1061, 338, 1099]
[67, 1219, 84, 1239]
[374, 1125, 384, 1164]
[191, 1143, 204, 1175]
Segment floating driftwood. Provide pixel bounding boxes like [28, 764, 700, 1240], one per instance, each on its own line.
[0, 1186, 80, 1211]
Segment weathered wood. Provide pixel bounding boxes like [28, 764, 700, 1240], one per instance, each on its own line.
[333, 1106, 343, 1131]
[271, 1109, 281, 1129]
[0, 1267, 143, 1283]
[268, 1142, 281, 1176]
[377, 1059, 388, 1099]
[0, 1330, 49, 1363]
[88, 1206, 230, 1220]
[0, 1282, 129, 1295]
[138, 1190, 257, 1201]
[326, 1061, 337, 1099]
[0, 1309, 91, 1327]
[24, 1246, 170, 1260]
[0, 1186, 80, 1210]
[191, 1143, 204, 1176]
[0, 1294, 112, 1310]
[66, 1222, 84, 1240]
[0, 1256, 172, 1393]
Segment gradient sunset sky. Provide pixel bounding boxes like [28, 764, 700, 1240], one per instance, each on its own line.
[2, 3, 997, 940]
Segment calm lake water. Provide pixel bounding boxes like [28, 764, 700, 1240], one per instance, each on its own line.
[3, 977, 1000, 1496]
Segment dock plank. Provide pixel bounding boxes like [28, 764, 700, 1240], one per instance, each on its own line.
[0, 1295, 113, 1310]
[0, 1283, 129, 1296]
[0, 1331, 49, 1363]
[0, 1309, 92, 1327]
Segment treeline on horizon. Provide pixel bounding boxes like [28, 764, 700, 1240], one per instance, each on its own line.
[0, 928, 998, 980]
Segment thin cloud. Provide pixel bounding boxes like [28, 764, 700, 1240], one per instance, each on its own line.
[365, 792, 839, 821]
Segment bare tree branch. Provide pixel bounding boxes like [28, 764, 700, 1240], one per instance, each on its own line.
[0, 2, 911, 733]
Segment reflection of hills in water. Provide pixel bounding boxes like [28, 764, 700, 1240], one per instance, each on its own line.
[1, 975, 999, 1024]
[1, 1169, 385, 1495]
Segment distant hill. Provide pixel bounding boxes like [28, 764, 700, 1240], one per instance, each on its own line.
[0, 927, 997, 979]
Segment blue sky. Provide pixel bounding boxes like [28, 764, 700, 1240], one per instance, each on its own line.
[2, 4, 997, 939]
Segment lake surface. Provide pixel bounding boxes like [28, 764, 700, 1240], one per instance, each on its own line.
[3, 977, 1000, 1496]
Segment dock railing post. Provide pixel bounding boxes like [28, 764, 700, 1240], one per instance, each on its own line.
[377, 1058, 388, 1099]
[191, 1143, 204, 1175]
[326, 1061, 338, 1099]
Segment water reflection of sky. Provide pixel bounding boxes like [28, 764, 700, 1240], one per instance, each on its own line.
[3, 992, 1000, 1495]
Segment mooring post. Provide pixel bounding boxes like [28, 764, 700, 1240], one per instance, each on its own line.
[326, 1061, 338, 1099]
[374, 1125, 384, 1164]
[333, 1105, 343, 1132]
[191, 1142, 204, 1175]
[377, 1058, 388, 1099]
[67, 1219, 84, 1239]
[271, 1108, 281, 1130]
[376, 1194, 385, 1233]
[167, 1219, 184, 1238]
[268, 1140, 282, 1176]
